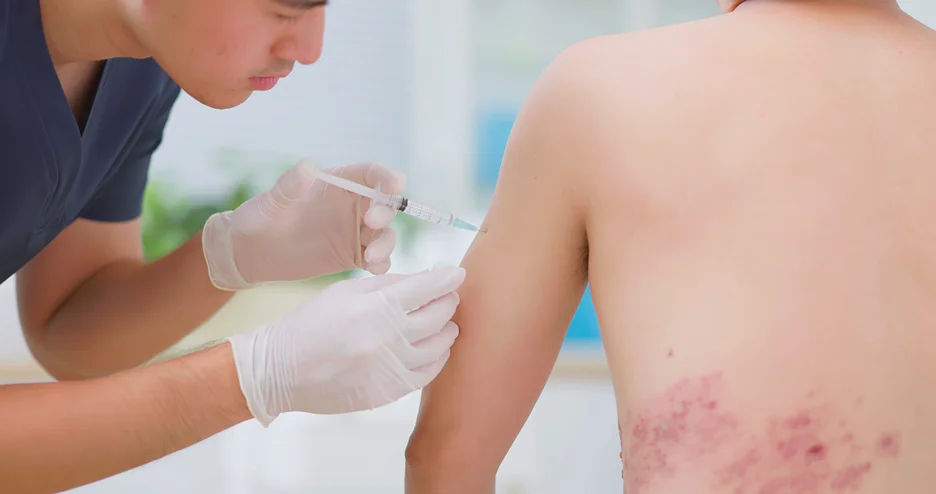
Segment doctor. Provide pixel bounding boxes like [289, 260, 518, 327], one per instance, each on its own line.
[0, 0, 464, 492]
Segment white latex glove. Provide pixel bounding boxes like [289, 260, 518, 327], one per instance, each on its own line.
[228, 264, 466, 426]
[202, 159, 406, 290]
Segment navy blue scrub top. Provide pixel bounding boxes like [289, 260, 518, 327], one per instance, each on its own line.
[0, 0, 181, 283]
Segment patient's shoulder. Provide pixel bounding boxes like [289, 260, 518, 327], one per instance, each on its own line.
[520, 17, 740, 212]
[541, 14, 739, 108]
[523, 18, 731, 140]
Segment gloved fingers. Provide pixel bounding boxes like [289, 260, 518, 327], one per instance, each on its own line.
[269, 159, 319, 206]
[363, 203, 396, 230]
[361, 163, 406, 196]
[414, 321, 459, 352]
[359, 180, 394, 244]
[401, 321, 459, 369]
[379, 265, 466, 312]
[364, 260, 391, 276]
[362, 228, 395, 268]
[407, 348, 454, 389]
[359, 182, 395, 253]
[359, 221, 377, 248]
[326, 163, 406, 197]
[316, 165, 360, 202]
[401, 291, 460, 344]
[345, 273, 410, 293]
[346, 355, 419, 410]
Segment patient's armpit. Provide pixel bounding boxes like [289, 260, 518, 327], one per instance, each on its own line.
[623, 373, 902, 494]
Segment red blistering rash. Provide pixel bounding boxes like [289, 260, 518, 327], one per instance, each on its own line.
[876, 434, 901, 458]
[830, 462, 872, 491]
[623, 373, 740, 492]
[620, 373, 903, 494]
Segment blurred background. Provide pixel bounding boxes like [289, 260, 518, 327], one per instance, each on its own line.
[3, 0, 936, 492]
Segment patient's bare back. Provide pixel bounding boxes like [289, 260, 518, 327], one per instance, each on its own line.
[575, 2, 936, 492]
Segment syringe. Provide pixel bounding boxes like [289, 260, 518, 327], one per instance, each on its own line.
[315, 171, 480, 232]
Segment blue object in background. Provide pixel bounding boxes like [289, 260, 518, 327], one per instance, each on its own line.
[476, 108, 519, 192]
[566, 285, 601, 344]
[475, 107, 602, 347]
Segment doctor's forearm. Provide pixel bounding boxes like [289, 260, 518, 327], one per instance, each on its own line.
[39, 232, 235, 379]
[0, 343, 250, 494]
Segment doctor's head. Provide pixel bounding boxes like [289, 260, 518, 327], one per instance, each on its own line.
[121, 0, 328, 109]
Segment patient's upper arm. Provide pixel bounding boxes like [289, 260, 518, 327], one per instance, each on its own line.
[405, 44, 606, 489]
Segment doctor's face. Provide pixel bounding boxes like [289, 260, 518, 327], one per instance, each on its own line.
[123, 0, 328, 109]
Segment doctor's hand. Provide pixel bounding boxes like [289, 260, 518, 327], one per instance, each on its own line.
[202, 159, 405, 290]
[227, 265, 465, 426]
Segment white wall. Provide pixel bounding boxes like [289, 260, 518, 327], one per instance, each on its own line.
[900, 0, 936, 26]
[62, 379, 621, 494]
[148, 0, 416, 199]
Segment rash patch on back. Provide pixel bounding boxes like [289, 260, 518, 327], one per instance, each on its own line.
[620, 373, 902, 493]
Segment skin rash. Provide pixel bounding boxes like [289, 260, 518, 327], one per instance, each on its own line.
[621, 373, 902, 494]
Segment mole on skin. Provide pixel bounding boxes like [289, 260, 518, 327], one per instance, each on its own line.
[620, 373, 903, 494]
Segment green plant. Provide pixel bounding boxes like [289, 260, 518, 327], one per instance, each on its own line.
[390, 212, 426, 256]
[141, 179, 254, 262]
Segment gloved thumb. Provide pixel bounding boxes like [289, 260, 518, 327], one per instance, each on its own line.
[269, 159, 319, 206]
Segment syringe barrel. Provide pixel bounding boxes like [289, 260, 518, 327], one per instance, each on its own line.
[384, 195, 405, 211]
[396, 197, 455, 226]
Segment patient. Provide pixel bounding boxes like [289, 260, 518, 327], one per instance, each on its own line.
[404, 0, 936, 492]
